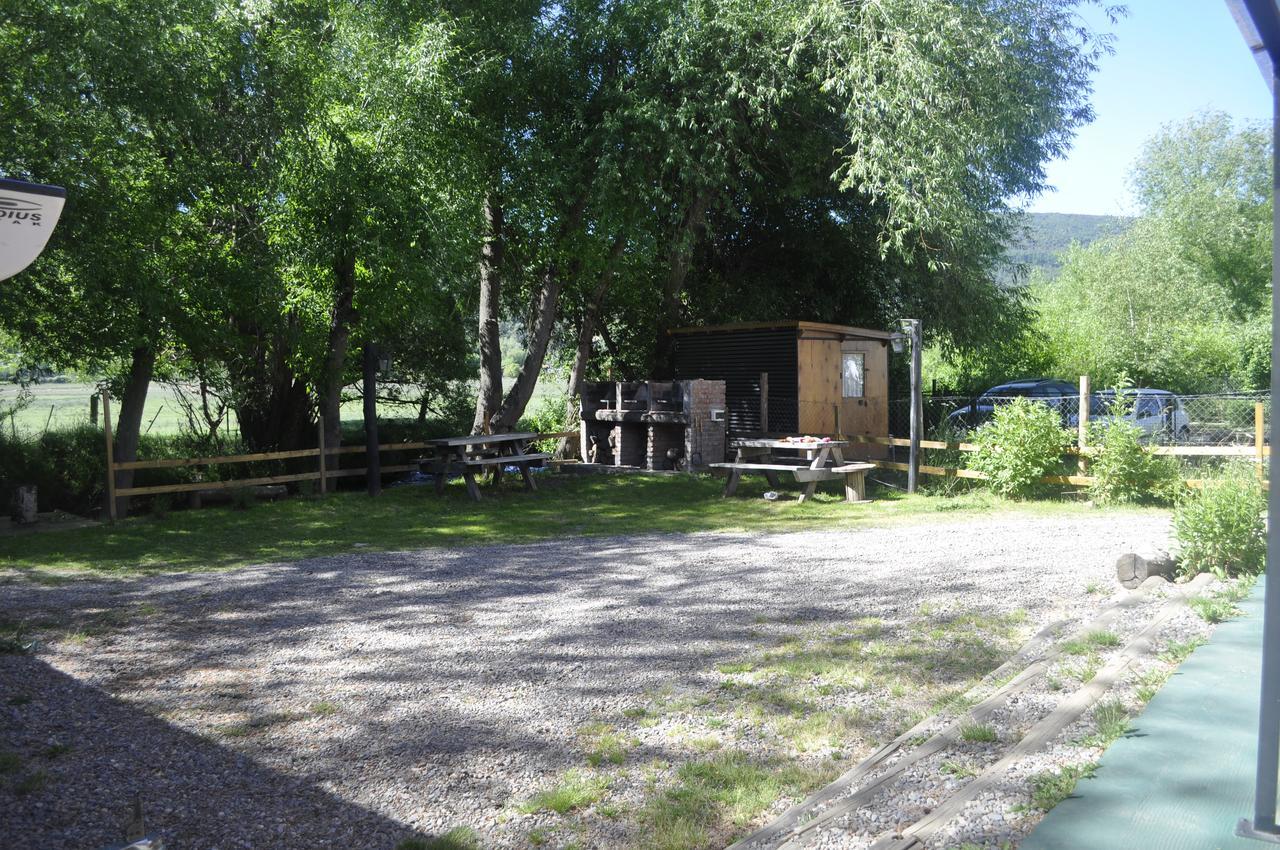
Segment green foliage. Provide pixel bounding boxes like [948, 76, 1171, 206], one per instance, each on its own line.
[517, 769, 609, 815]
[394, 828, 480, 850]
[1027, 763, 1097, 811]
[1087, 398, 1182, 505]
[959, 722, 999, 743]
[971, 398, 1071, 498]
[1032, 113, 1272, 393]
[1190, 575, 1257, 624]
[1173, 463, 1267, 579]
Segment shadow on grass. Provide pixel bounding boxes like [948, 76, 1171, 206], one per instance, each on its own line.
[0, 473, 1117, 577]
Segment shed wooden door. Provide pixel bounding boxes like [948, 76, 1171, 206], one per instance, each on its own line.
[839, 340, 888, 458]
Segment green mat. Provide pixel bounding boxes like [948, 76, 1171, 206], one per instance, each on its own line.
[1022, 579, 1266, 850]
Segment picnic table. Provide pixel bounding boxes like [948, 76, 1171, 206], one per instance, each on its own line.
[426, 432, 550, 501]
[710, 437, 874, 503]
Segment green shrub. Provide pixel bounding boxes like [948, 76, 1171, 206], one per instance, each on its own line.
[970, 398, 1072, 499]
[1087, 405, 1182, 505]
[518, 392, 571, 453]
[921, 420, 972, 496]
[1173, 462, 1266, 579]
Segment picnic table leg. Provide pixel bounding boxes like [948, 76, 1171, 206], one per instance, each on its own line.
[723, 469, 742, 498]
[844, 470, 867, 503]
[797, 444, 833, 504]
[517, 461, 537, 491]
[434, 456, 448, 494]
[461, 467, 482, 501]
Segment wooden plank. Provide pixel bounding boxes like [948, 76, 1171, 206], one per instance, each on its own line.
[320, 464, 420, 479]
[428, 432, 537, 447]
[331, 441, 433, 456]
[117, 471, 323, 497]
[747, 578, 1210, 850]
[731, 438, 849, 449]
[879, 574, 1215, 850]
[461, 453, 552, 466]
[102, 390, 117, 522]
[116, 447, 320, 470]
[760, 371, 769, 434]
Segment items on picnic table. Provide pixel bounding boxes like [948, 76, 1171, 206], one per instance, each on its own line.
[423, 433, 549, 502]
[780, 435, 833, 444]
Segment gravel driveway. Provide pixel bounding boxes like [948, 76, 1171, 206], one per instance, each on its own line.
[0, 512, 1169, 849]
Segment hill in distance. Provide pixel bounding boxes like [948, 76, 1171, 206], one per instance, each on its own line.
[1006, 211, 1130, 279]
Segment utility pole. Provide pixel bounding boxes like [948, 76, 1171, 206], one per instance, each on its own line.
[904, 318, 922, 494]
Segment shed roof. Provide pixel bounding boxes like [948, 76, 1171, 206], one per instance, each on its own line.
[668, 320, 894, 341]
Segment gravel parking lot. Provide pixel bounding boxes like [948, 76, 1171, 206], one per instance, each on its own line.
[0, 512, 1170, 849]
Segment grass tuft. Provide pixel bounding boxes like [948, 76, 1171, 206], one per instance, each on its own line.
[394, 828, 481, 850]
[518, 769, 610, 815]
[1026, 763, 1097, 811]
[959, 722, 999, 743]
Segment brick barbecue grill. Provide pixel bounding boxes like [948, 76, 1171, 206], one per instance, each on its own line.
[579, 380, 726, 471]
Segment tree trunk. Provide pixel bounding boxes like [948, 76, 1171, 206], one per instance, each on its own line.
[654, 190, 712, 377]
[1115, 549, 1177, 589]
[112, 345, 156, 518]
[559, 233, 626, 458]
[472, 195, 505, 434]
[488, 193, 589, 433]
[490, 269, 563, 433]
[321, 251, 358, 458]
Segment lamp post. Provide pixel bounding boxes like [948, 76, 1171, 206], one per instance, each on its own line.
[893, 319, 923, 494]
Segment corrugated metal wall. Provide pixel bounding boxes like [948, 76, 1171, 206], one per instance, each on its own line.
[672, 328, 799, 434]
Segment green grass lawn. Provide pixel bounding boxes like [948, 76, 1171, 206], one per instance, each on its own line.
[0, 474, 1151, 578]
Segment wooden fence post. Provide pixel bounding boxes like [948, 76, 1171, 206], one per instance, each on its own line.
[1257, 402, 1265, 482]
[760, 372, 769, 434]
[1078, 375, 1090, 475]
[317, 416, 327, 494]
[102, 390, 117, 522]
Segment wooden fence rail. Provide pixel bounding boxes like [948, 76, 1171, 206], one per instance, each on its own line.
[847, 402, 1269, 491]
[101, 387, 576, 521]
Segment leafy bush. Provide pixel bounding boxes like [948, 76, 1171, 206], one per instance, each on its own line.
[921, 419, 972, 496]
[970, 397, 1072, 498]
[1173, 462, 1266, 579]
[518, 392, 571, 453]
[1087, 402, 1182, 505]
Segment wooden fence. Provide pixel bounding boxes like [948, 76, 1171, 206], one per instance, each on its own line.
[101, 390, 575, 521]
[845, 400, 1269, 490]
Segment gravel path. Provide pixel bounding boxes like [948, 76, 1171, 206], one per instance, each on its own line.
[0, 512, 1171, 849]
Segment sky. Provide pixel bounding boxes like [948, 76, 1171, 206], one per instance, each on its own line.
[1027, 0, 1273, 216]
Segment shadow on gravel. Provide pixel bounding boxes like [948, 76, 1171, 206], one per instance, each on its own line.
[0, 654, 431, 850]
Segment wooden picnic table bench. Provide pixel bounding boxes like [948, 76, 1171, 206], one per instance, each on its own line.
[711, 438, 874, 503]
[424, 432, 549, 501]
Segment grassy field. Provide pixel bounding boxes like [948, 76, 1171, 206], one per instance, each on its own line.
[0, 474, 1150, 578]
[2, 379, 562, 438]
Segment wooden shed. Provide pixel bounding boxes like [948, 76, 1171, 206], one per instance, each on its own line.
[670, 321, 892, 446]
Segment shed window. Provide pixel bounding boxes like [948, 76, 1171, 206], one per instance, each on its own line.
[842, 352, 865, 398]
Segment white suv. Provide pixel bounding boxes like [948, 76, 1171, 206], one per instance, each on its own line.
[1086, 389, 1191, 442]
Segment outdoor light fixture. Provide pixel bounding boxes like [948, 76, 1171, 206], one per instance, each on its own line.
[890, 333, 907, 354]
[378, 353, 392, 375]
[0, 178, 65, 282]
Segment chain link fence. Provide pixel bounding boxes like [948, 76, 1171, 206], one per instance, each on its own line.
[889, 390, 1269, 447]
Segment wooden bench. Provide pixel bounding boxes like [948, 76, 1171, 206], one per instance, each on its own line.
[830, 462, 875, 503]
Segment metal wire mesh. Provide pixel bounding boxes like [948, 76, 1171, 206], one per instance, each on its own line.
[889, 391, 1270, 447]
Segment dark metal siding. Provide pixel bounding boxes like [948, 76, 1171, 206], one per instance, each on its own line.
[672, 328, 799, 434]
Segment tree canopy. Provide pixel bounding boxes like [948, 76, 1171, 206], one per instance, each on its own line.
[3, 0, 1118, 451]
